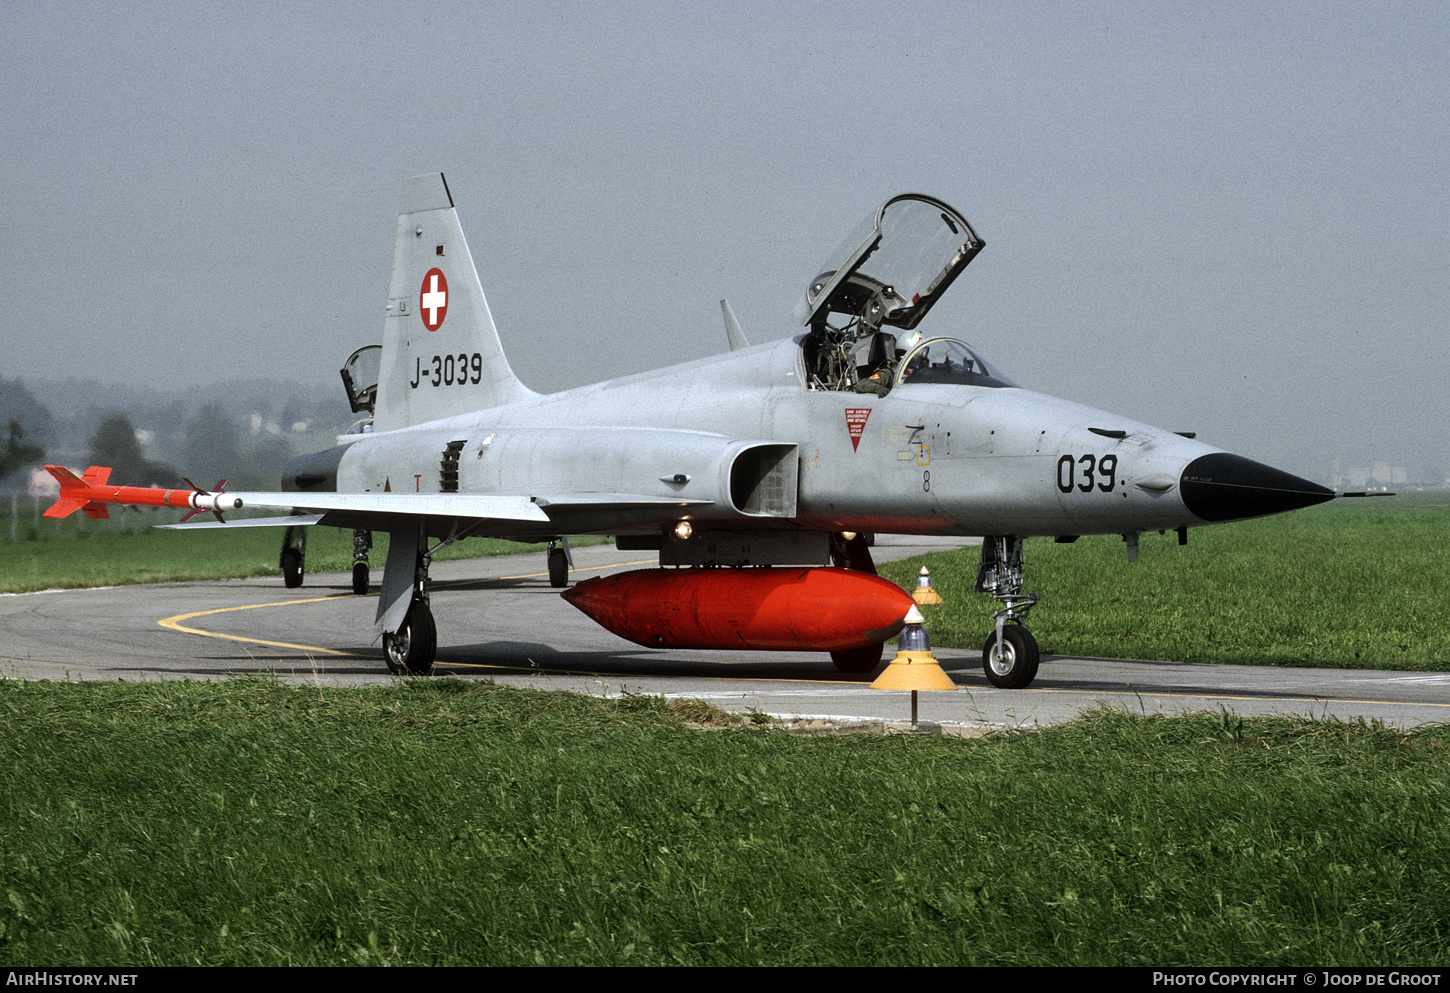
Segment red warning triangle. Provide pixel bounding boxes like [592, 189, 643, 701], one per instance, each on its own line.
[845, 408, 871, 452]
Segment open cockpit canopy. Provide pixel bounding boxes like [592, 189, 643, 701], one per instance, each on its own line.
[794, 194, 999, 394]
[341, 344, 382, 415]
[793, 194, 983, 333]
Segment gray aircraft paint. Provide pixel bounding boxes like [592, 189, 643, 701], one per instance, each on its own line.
[165, 175, 1331, 667]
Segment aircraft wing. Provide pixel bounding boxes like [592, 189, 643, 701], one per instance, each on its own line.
[193, 490, 554, 522]
[44, 463, 719, 537]
[530, 493, 715, 509]
[154, 490, 714, 533]
[161, 514, 324, 530]
[192, 489, 712, 639]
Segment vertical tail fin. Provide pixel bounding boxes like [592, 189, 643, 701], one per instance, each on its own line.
[372, 173, 536, 432]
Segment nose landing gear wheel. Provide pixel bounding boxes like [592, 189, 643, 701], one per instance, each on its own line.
[982, 625, 1039, 688]
[352, 562, 369, 596]
[384, 599, 436, 676]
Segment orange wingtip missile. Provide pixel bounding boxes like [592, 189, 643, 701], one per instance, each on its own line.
[42, 465, 243, 521]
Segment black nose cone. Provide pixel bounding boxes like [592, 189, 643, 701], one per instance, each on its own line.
[1180, 453, 1336, 523]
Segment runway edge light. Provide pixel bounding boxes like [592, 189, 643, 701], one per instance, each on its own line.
[870, 605, 956, 729]
[911, 565, 944, 605]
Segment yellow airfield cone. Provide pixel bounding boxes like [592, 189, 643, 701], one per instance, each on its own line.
[870, 605, 956, 728]
[911, 566, 944, 605]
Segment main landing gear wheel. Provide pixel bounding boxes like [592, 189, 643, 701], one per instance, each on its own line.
[281, 548, 304, 589]
[280, 525, 307, 588]
[831, 642, 885, 674]
[982, 625, 1039, 689]
[548, 547, 569, 588]
[384, 599, 436, 676]
[351, 528, 372, 596]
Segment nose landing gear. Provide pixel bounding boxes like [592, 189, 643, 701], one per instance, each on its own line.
[975, 536, 1041, 688]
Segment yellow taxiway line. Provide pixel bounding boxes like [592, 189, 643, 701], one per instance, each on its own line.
[160, 595, 356, 655]
[156, 559, 658, 658]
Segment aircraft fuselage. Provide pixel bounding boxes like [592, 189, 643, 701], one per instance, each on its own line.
[322, 334, 1279, 544]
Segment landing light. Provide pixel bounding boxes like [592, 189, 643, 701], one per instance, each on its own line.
[672, 521, 693, 542]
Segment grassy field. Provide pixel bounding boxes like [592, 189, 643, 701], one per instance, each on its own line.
[1, 677, 1447, 966]
[879, 494, 1450, 671]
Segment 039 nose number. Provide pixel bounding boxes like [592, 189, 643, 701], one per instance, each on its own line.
[1057, 454, 1118, 493]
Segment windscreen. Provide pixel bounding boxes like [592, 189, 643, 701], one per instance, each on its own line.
[896, 338, 1016, 389]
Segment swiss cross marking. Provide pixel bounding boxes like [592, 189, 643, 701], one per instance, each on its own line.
[420, 268, 449, 331]
[845, 408, 872, 452]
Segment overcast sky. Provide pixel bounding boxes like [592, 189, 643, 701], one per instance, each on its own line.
[3, 1, 1445, 480]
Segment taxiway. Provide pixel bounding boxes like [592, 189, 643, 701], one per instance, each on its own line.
[2, 536, 1446, 730]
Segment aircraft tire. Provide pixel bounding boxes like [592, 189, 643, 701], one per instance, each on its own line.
[548, 547, 569, 588]
[281, 548, 304, 589]
[830, 642, 886, 674]
[982, 625, 1039, 689]
[352, 562, 369, 596]
[384, 600, 436, 677]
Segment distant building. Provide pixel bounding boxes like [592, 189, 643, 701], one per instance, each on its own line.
[1340, 463, 1411, 490]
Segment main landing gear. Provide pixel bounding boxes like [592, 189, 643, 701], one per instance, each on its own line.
[384, 597, 436, 677]
[547, 538, 572, 588]
[379, 520, 480, 677]
[280, 526, 373, 595]
[351, 529, 373, 595]
[383, 533, 436, 677]
[975, 536, 1041, 689]
[280, 526, 306, 589]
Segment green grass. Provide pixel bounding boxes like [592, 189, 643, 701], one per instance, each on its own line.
[0, 507, 602, 594]
[878, 495, 1450, 670]
[2, 678, 1448, 965]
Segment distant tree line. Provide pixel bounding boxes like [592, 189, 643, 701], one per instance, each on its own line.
[1, 374, 355, 491]
[0, 377, 51, 483]
[85, 414, 179, 487]
[82, 407, 298, 489]
[0, 420, 44, 480]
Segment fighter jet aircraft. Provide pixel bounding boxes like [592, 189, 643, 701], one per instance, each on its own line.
[46, 174, 1334, 686]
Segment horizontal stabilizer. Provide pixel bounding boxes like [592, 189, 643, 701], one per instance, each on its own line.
[43, 498, 92, 520]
